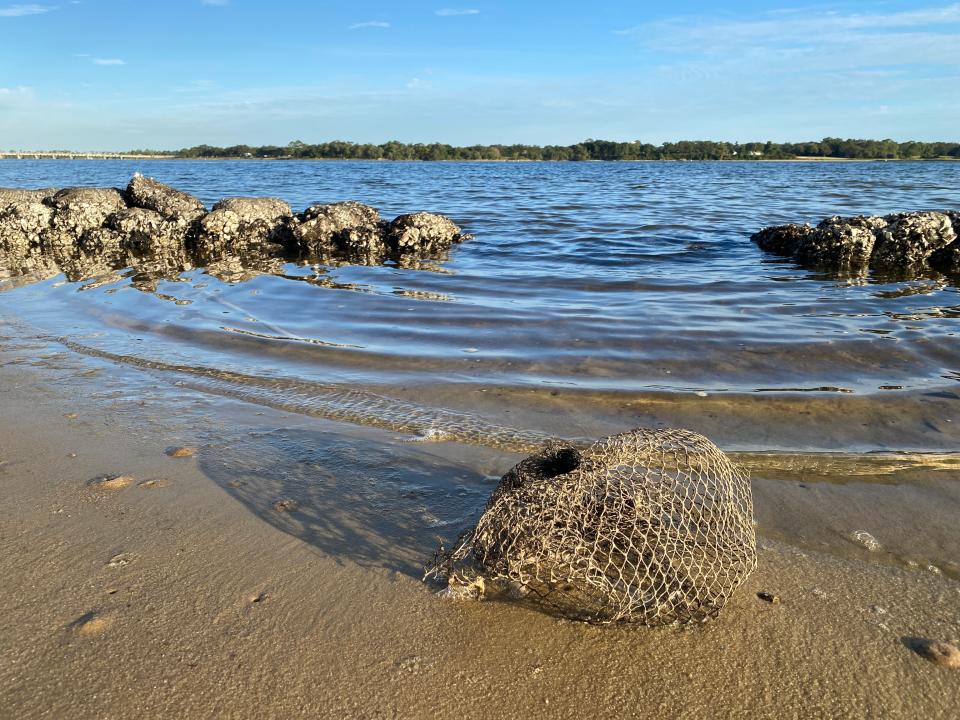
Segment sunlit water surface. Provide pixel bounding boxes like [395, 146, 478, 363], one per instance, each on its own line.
[2, 160, 959, 449]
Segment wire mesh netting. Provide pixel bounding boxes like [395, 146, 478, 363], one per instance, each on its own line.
[427, 428, 757, 625]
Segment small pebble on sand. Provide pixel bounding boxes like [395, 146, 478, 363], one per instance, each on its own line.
[912, 640, 960, 669]
[757, 591, 781, 604]
[166, 446, 196, 458]
[137, 479, 166, 489]
[851, 530, 881, 552]
[63, 413, 78, 420]
[107, 553, 134, 568]
[89, 475, 133, 491]
[71, 613, 112, 637]
[274, 499, 298, 513]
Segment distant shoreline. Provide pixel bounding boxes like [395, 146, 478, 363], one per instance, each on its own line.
[5, 137, 959, 162]
[1, 155, 957, 163]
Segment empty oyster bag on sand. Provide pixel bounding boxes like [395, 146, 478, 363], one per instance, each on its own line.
[428, 428, 757, 625]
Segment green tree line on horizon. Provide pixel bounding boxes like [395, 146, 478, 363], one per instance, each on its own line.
[158, 138, 960, 161]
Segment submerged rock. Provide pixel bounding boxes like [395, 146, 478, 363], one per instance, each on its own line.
[126, 173, 206, 224]
[750, 223, 813, 256]
[871, 211, 955, 268]
[388, 212, 466, 255]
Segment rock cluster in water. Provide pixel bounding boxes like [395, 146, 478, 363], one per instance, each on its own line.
[0, 174, 469, 282]
[752, 211, 960, 277]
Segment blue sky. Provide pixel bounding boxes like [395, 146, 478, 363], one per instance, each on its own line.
[1, 1, 958, 149]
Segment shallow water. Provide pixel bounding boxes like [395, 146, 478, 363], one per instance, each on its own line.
[2, 160, 959, 450]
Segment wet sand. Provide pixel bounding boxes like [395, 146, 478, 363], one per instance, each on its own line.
[1, 352, 958, 719]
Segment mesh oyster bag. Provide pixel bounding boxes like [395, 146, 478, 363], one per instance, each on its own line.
[429, 428, 757, 625]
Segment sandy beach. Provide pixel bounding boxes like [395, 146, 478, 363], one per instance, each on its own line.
[4, 0, 960, 714]
[1, 333, 958, 719]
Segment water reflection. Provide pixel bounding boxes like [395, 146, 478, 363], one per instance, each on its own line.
[0, 236, 453, 301]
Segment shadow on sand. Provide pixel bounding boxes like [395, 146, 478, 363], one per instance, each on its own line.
[197, 427, 498, 578]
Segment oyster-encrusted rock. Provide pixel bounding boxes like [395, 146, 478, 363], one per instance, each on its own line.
[338, 226, 390, 264]
[79, 227, 125, 256]
[795, 216, 884, 269]
[750, 223, 814, 256]
[930, 240, 960, 274]
[194, 197, 293, 255]
[0, 187, 58, 208]
[214, 196, 292, 223]
[0, 175, 470, 280]
[0, 200, 54, 254]
[126, 173, 205, 224]
[44, 187, 127, 247]
[295, 201, 384, 256]
[387, 212, 466, 255]
[871, 211, 956, 268]
[108, 207, 187, 250]
[945, 210, 960, 236]
[931, 211, 960, 273]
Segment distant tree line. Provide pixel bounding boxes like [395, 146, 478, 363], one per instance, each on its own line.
[168, 138, 960, 161]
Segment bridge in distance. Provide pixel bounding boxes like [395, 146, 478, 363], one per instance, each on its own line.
[0, 152, 170, 160]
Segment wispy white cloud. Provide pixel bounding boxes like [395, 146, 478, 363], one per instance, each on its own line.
[0, 4, 56, 17]
[173, 79, 215, 93]
[93, 58, 125, 66]
[617, 3, 960, 43]
[616, 4, 960, 72]
[436, 8, 479, 16]
[349, 20, 389, 29]
[0, 86, 34, 110]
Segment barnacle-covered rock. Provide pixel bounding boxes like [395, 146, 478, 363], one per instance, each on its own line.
[44, 187, 127, 247]
[387, 212, 466, 255]
[126, 173, 206, 224]
[108, 207, 187, 251]
[871, 211, 955, 268]
[794, 215, 884, 270]
[78, 227, 125, 258]
[295, 201, 383, 256]
[0, 187, 58, 207]
[194, 196, 293, 255]
[0, 199, 54, 255]
[1, 176, 471, 282]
